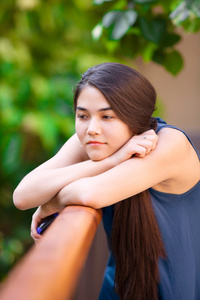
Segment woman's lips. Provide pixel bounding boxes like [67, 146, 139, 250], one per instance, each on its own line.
[87, 141, 105, 146]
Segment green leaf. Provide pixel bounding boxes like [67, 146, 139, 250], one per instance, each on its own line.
[139, 16, 167, 44]
[181, 16, 200, 32]
[102, 9, 138, 40]
[160, 33, 181, 48]
[142, 42, 158, 62]
[153, 49, 184, 75]
[152, 49, 165, 64]
[163, 50, 184, 75]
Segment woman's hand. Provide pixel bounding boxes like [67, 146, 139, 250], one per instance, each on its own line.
[31, 195, 65, 243]
[111, 129, 158, 165]
[131, 129, 158, 157]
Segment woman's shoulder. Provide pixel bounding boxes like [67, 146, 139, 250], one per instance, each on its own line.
[154, 124, 191, 158]
[151, 124, 200, 194]
[155, 118, 199, 159]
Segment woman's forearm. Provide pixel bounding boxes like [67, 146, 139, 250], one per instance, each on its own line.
[13, 157, 116, 210]
[55, 128, 190, 210]
[14, 129, 158, 210]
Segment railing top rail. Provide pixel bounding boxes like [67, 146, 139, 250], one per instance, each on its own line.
[0, 205, 102, 300]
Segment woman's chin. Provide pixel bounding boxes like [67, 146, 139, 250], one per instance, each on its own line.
[85, 148, 114, 161]
[91, 156, 105, 162]
[88, 153, 108, 162]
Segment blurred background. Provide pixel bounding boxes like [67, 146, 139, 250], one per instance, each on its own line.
[0, 0, 200, 299]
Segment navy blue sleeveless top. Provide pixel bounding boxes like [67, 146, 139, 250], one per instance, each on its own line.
[99, 118, 200, 300]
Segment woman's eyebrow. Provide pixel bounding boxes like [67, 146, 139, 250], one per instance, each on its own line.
[76, 106, 112, 111]
[76, 106, 87, 111]
[99, 107, 113, 111]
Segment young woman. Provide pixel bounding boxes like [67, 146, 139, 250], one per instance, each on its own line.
[13, 63, 200, 300]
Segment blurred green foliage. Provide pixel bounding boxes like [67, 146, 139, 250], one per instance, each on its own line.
[0, 0, 120, 280]
[93, 0, 200, 75]
[0, 0, 199, 281]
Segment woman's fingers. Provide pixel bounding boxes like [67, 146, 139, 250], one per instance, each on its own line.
[129, 130, 158, 157]
[30, 200, 63, 243]
[143, 130, 158, 150]
[133, 130, 158, 153]
[132, 145, 148, 157]
[30, 208, 43, 243]
[138, 140, 153, 154]
[109, 130, 158, 165]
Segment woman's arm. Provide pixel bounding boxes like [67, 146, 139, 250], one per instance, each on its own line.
[14, 130, 157, 210]
[13, 134, 86, 209]
[30, 129, 158, 241]
[13, 134, 115, 210]
[52, 128, 199, 209]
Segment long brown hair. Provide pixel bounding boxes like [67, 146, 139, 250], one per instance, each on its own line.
[73, 63, 165, 300]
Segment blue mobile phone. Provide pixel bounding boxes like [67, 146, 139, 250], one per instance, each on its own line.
[37, 213, 59, 235]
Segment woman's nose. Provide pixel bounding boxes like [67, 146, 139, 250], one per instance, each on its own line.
[86, 118, 102, 135]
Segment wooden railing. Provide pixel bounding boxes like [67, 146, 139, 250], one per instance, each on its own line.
[0, 205, 102, 300]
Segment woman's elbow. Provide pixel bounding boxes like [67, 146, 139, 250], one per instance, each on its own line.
[13, 187, 27, 210]
[70, 179, 102, 209]
[80, 189, 102, 209]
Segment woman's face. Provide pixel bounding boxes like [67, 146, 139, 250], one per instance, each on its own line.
[75, 86, 133, 161]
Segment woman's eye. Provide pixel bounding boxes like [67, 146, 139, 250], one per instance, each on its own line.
[102, 115, 113, 120]
[77, 114, 87, 119]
